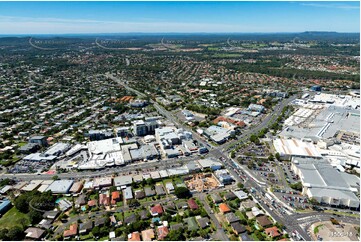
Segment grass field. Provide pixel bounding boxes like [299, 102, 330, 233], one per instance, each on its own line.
[207, 47, 220, 51]
[0, 207, 30, 229]
[314, 224, 324, 234]
[324, 210, 360, 218]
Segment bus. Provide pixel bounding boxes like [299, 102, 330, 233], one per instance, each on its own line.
[265, 192, 274, 203]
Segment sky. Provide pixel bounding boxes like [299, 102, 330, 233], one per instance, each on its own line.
[0, 1, 359, 34]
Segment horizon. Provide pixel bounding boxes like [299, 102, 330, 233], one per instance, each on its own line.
[0, 1, 359, 34]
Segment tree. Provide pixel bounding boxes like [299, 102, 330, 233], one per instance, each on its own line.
[254, 230, 265, 241]
[166, 229, 185, 241]
[174, 187, 191, 199]
[92, 226, 100, 237]
[290, 182, 303, 191]
[146, 178, 154, 186]
[52, 175, 59, 180]
[28, 209, 43, 224]
[161, 213, 172, 222]
[200, 208, 208, 217]
[100, 226, 109, 236]
[199, 229, 208, 238]
[247, 160, 254, 169]
[250, 134, 260, 144]
[7, 226, 24, 241]
[109, 186, 117, 193]
[230, 151, 235, 159]
[14, 195, 29, 213]
[275, 152, 280, 160]
[237, 182, 244, 189]
[309, 198, 319, 205]
[268, 154, 274, 161]
[0, 228, 9, 241]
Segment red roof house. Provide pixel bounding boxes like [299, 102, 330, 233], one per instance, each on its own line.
[150, 204, 163, 216]
[187, 199, 199, 210]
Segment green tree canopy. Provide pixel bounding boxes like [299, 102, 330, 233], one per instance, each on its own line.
[174, 187, 191, 199]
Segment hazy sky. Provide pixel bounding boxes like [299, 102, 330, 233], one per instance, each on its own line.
[0, 1, 359, 34]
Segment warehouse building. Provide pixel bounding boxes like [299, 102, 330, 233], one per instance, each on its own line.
[44, 142, 71, 156]
[281, 106, 360, 143]
[273, 138, 322, 160]
[291, 157, 360, 209]
[23, 153, 57, 162]
[45, 180, 74, 194]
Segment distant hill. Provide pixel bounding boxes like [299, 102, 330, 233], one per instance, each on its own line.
[0, 31, 359, 44]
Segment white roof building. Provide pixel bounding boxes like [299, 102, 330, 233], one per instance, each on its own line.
[165, 182, 175, 193]
[114, 176, 133, 187]
[44, 142, 71, 156]
[150, 171, 161, 180]
[273, 138, 322, 159]
[22, 180, 43, 192]
[45, 180, 74, 194]
[292, 157, 360, 208]
[198, 159, 222, 170]
[93, 177, 112, 188]
[123, 186, 133, 200]
[159, 170, 169, 178]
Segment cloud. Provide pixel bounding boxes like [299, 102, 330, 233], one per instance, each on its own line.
[301, 3, 359, 10]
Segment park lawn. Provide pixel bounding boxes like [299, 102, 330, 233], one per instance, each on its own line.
[0, 206, 30, 229]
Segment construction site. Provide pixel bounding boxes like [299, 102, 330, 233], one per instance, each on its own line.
[109, 96, 135, 103]
[184, 173, 220, 192]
